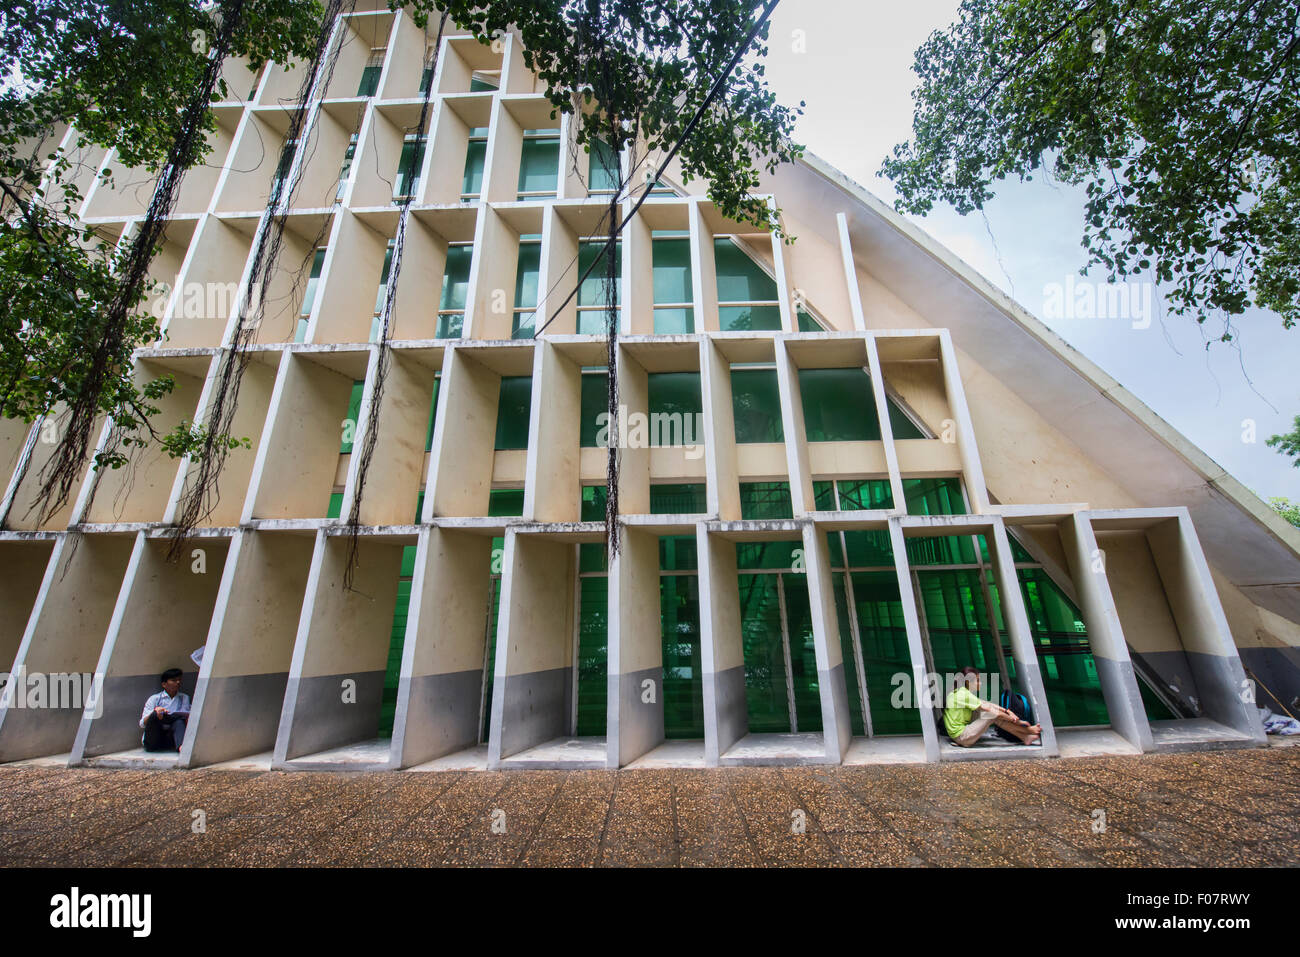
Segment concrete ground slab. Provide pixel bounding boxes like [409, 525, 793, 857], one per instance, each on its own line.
[279, 739, 393, 772]
[406, 746, 489, 772]
[497, 737, 606, 769]
[206, 751, 275, 772]
[843, 735, 927, 765]
[0, 753, 70, 769]
[720, 732, 827, 766]
[625, 740, 706, 768]
[84, 748, 179, 770]
[1150, 718, 1256, 753]
[1056, 728, 1142, 759]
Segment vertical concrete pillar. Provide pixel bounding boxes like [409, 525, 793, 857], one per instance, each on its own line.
[392, 526, 494, 767]
[801, 522, 850, 762]
[888, 517, 941, 761]
[688, 200, 717, 333]
[488, 531, 577, 764]
[1058, 513, 1154, 751]
[865, 334, 907, 512]
[426, 346, 499, 517]
[700, 338, 741, 521]
[836, 212, 867, 331]
[937, 329, 990, 513]
[615, 347, 650, 514]
[988, 519, 1059, 756]
[698, 527, 746, 764]
[607, 525, 664, 766]
[524, 341, 581, 522]
[773, 337, 814, 515]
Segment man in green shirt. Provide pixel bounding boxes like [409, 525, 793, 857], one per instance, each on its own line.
[943, 667, 1041, 746]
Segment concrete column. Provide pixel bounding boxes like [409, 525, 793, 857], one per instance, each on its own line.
[274, 531, 404, 765]
[887, 517, 941, 761]
[801, 522, 850, 762]
[524, 341, 581, 522]
[688, 200, 717, 333]
[607, 525, 664, 767]
[615, 347, 651, 514]
[426, 345, 499, 517]
[392, 526, 494, 767]
[988, 518, 1059, 756]
[865, 334, 907, 512]
[698, 527, 746, 764]
[773, 336, 814, 515]
[488, 531, 578, 765]
[700, 338, 741, 521]
[836, 212, 867, 331]
[181, 530, 313, 767]
[937, 329, 990, 513]
[1059, 513, 1154, 751]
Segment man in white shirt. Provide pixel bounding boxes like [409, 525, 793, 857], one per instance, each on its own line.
[140, 668, 191, 752]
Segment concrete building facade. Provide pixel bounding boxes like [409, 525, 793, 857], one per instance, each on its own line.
[1, 3, 1297, 772]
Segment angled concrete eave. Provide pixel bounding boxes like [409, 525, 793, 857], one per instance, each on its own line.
[774, 150, 1300, 625]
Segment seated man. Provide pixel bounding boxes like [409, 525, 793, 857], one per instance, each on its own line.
[140, 668, 191, 753]
[944, 666, 1041, 746]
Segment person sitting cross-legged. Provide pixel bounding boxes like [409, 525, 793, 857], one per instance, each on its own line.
[140, 668, 191, 753]
[943, 666, 1041, 746]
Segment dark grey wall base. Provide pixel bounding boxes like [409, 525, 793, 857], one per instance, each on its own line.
[819, 662, 850, 760]
[398, 669, 484, 765]
[185, 671, 288, 767]
[281, 670, 385, 761]
[0, 706, 82, 762]
[708, 665, 747, 761]
[1239, 646, 1300, 717]
[611, 666, 664, 767]
[496, 666, 570, 760]
[1091, 656, 1153, 751]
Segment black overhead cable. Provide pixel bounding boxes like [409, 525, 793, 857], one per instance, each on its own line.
[529, 0, 782, 338]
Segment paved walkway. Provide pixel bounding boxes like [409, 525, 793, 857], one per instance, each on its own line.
[1, 746, 1295, 866]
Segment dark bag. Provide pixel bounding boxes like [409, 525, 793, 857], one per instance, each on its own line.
[995, 689, 1034, 742]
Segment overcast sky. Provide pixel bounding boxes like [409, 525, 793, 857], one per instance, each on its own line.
[759, 0, 1299, 502]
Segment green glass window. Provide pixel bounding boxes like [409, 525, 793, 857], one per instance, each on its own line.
[1018, 567, 1110, 726]
[340, 380, 364, 454]
[580, 370, 608, 447]
[336, 133, 357, 202]
[488, 488, 525, 517]
[796, 308, 823, 332]
[379, 529, 421, 738]
[297, 247, 327, 342]
[481, 574, 502, 743]
[846, 570, 921, 735]
[393, 134, 426, 201]
[647, 372, 703, 447]
[904, 477, 966, 516]
[517, 132, 560, 198]
[731, 367, 783, 443]
[327, 491, 344, 519]
[739, 482, 793, 520]
[715, 237, 780, 331]
[799, 368, 880, 442]
[588, 137, 620, 192]
[461, 129, 488, 199]
[649, 483, 707, 514]
[735, 568, 822, 734]
[373, 241, 395, 341]
[425, 375, 439, 450]
[437, 244, 471, 338]
[576, 574, 608, 736]
[357, 49, 385, 97]
[653, 237, 693, 333]
[661, 545, 703, 739]
[837, 478, 893, 511]
[511, 240, 541, 337]
[580, 484, 607, 521]
[270, 137, 297, 204]
[494, 376, 532, 450]
[577, 240, 621, 333]
[469, 73, 499, 92]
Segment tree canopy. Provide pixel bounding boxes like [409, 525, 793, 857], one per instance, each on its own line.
[882, 0, 1300, 337]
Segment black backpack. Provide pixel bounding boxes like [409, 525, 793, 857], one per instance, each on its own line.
[995, 688, 1034, 742]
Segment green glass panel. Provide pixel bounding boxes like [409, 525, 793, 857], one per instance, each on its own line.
[714, 238, 777, 301]
[649, 483, 706, 514]
[481, 577, 501, 743]
[301, 248, 326, 318]
[781, 576, 823, 732]
[327, 491, 344, 519]
[830, 576, 866, 737]
[579, 541, 607, 573]
[337, 136, 357, 200]
[487, 488, 524, 517]
[653, 307, 694, 334]
[652, 238, 692, 303]
[837, 479, 893, 511]
[799, 368, 880, 442]
[580, 484, 607, 522]
[375, 243, 394, 314]
[578, 241, 622, 306]
[357, 64, 382, 97]
[415, 490, 424, 522]
[796, 309, 822, 332]
[377, 549, 416, 738]
[439, 245, 472, 310]
[719, 304, 782, 332]
[904, 477, 966, 516]
[469, 75, 498, 92]
[1139, 675, 1178, 721]
[1009, 534, 1036, 564]
[736, 540, 801, 570]
[419, 65, 433, 93]
[917, 569, 1003, 679]
[577, 310, 613, 334]
[731, 368, 783, 444]
[852, 570, 922, 735]
[739, 482, 793, 520]
[580, 371, 608, 447]
[647, 372, 703, 448]
[1018, 567, 1110, 726]
[737, 574, 791, 733]
[462, 138, 487, 196]
[394, 136, 425, 200]
[494, 376, 532, 450]
[588, 137, 620, 192]
[576, 576, 608, 735]
[340, 381, 364, 453]
[844, 530, 893, 567]
[436, 313, 462, 338]
[905, 532, 976, 567]
[660, 573, 703, 738]
[812, 481, 835, 511]
[511, 242, 541, 337]
[425, 375, 440, 451]
[659, 535, 697, 571]
[517, 136, 560, 196]
[888, 401, 926, 439]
